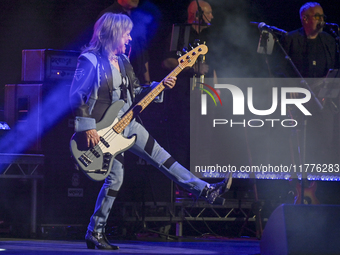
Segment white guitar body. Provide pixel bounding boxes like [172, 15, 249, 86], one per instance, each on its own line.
[70, 100, 136, 181]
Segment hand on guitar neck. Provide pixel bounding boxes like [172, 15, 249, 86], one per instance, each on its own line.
[162, 76, 177, 90]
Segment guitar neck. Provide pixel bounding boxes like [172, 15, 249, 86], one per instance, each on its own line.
[111, 44, 208, 134]
[113, 66, 183, 134]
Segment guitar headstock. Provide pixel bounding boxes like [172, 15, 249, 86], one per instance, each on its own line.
[177, 44, 208, 69]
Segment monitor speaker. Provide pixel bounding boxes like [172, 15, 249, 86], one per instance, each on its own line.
[260, 204, 340, 255]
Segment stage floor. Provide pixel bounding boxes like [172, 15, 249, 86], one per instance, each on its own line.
[0, 237, 260, 255]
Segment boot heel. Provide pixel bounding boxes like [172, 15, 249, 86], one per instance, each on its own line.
[213, 196, 225, 205]
[86, 240, 95, 249]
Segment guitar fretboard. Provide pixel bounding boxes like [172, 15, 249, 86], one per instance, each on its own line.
[112, 45, 207, 134]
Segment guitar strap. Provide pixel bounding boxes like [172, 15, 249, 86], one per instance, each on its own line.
[97, 51, 129, 102]
[120, 55, 137, 101]
[118, 56, 128, 102]
[97, 53, 113, 100]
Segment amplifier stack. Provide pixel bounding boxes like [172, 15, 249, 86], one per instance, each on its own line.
[4, 49, 79, 153]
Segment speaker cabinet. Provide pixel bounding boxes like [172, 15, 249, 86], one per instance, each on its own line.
[21, 49, 79, 82]
[261, 204, 340, 255]
[4, 84, 43, 152]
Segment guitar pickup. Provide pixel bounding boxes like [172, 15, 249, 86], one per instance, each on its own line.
[79, 154, 92, 167]
[100, 137, 110, 148]
[90, 148, 100, 158]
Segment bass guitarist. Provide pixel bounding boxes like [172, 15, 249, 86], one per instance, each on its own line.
[69, 13, 231, 250]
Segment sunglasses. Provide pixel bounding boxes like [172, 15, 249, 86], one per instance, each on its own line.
[306, 14, 327, 20]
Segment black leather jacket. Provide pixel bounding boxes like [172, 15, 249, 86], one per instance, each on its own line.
[69, 52, 156, 132]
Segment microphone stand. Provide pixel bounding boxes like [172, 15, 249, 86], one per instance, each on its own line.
[326, 24, 340, 66]
[195, 0, 204, 76]
[326, 25, 340, 42]
[273, 34, 323, 111]
[270, 31, 323, 204]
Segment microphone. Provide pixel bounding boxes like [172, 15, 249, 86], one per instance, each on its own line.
[317, 21, 340, 32]
[320, 21, 338, 28]
[251, 22, 287, 35]
[258, 22, 287, 35]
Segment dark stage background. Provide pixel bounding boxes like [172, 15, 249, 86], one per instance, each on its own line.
[1, 0, 340, 105]
[1, 0, 340, 237]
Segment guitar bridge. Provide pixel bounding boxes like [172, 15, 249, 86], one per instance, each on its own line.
[90, 148, 100, 158]
[79, 154, 92, 167]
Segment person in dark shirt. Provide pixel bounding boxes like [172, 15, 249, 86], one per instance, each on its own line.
[163, 0, 214, 77]
[279, 2, 339, 166]
[281, 2, 337, 78]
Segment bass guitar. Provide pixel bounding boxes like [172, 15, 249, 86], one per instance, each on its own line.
[294, 180, 320, 205]
[70, 45, 208, 181]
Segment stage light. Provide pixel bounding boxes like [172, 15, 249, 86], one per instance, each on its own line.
[0, 122, 10, 130]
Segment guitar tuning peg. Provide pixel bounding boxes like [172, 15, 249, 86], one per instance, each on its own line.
[176, 51, 182, 57]
[188, 43, 194, 50]
[194, 39, 201, 47]
[182, 47, 188, 53]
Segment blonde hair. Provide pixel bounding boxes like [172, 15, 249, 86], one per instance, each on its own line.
[83, 13, 133, 55]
